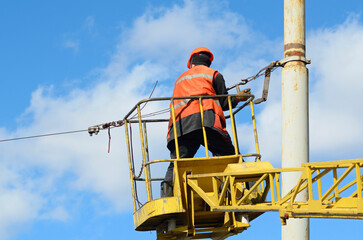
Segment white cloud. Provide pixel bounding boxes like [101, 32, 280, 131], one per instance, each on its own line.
[83, 16, 95, 33]
[113, 0, 253, 72]
[308, 16, 363, 160]
[0, 187, 42, 239]
[39, 206, 69, 221]
[63, 39, 79, 53]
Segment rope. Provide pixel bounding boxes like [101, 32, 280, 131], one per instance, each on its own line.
[107, 128, 111, 153]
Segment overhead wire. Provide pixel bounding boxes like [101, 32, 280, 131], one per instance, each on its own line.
[130, 80, 159, 120]
[0, 129, 88, 143]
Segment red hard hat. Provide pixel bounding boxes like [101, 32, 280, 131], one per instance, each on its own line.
[187, 47, 214, 69]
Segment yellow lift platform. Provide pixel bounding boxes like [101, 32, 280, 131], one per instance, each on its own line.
[118, 94, 362, 239]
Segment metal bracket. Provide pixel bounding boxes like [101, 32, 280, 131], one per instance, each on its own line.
[254, 68, 271, 105]
[88, 126, 100, 136]
[279, 56, 311, 66]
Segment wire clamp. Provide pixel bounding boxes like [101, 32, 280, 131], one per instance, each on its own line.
[279, 56, 311, 66]
[88, 126, 100, 136]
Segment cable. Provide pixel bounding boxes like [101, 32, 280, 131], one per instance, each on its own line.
[130, 80, 158, 120]
[227, 60, 281, 91]
[134, 108, 170, 119]
[0, 129, 88, 143]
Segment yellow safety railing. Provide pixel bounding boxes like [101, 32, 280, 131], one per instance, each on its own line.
[122, 93, 259, 211]
[183, 159, 363, 223]
[122, 94, 363, 239]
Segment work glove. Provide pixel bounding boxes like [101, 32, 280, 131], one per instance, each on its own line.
[237, 88, 251, 102]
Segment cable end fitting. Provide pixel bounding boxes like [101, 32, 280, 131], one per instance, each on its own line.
[88, 126, 100, 136]
[254, 98, 266, 105]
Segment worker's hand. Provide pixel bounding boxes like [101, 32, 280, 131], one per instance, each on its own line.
[237, 88, 251, 102]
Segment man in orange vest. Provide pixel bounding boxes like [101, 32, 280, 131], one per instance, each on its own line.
[161, 47, 250, 197]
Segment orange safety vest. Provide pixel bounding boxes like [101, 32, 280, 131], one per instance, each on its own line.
[167, 65, 227, 140]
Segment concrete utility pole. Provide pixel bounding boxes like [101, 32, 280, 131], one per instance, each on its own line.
[281, 0, 310, 240]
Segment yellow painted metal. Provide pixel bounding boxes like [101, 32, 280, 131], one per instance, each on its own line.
[198, 97, 209, 157]
[228, 96, 239, 155]
[142, 122, 153, 198]
[237, 173, 268, 205]
[170, 99, 180, 159]
[122, 95, 363, 240]
[317, 169, 322, 199]
[173, 161, 182, 198]
[275, 172, 281, 202]
[307, 167, 313, 201]
[356, 163, 362, 199]
[124, 120, 137, 212]
[218, 176, 230, 206]
[133, 196, 185, 231]
[321, 165, 354, 201]
[269, 173, 276, 204]
[249, 99, 260, 158]
[184, 159, 363, 222]
[137, 105, 152, 201]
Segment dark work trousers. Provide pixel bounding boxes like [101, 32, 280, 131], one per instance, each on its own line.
[164, 128, 236, 186]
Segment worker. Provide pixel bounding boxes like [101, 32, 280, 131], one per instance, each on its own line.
[161, 47, 250, 197]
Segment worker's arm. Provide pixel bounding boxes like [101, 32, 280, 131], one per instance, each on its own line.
[213, 73, 239, 111]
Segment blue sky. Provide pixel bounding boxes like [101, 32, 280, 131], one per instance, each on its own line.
[0, 0, 362, 239]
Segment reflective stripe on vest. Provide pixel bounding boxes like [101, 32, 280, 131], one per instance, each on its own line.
[176, 73, 214, 85]
[174, 98, 192, 110]
[174, 98, 221, 111]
